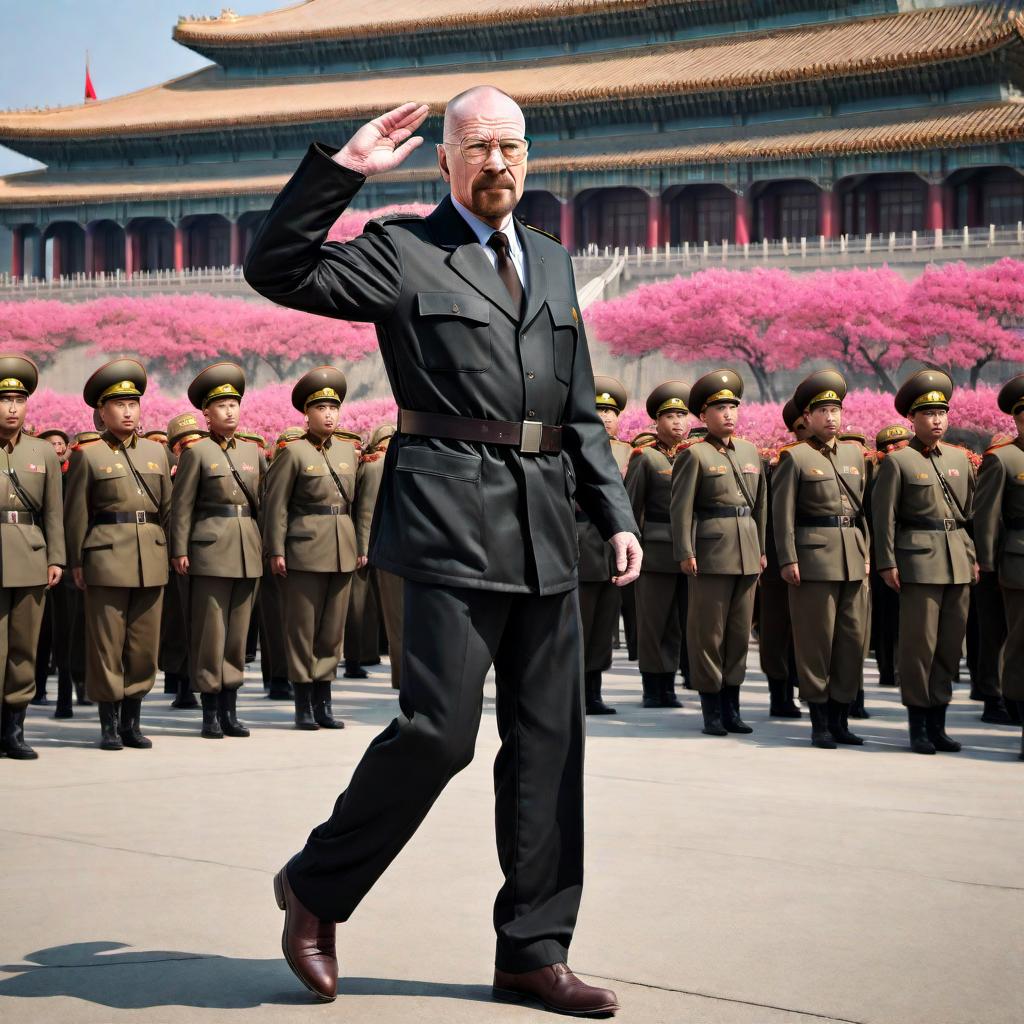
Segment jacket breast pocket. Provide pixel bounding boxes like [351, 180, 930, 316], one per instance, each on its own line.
[414, 291, 491, 372]
[546, 300, 578, 385]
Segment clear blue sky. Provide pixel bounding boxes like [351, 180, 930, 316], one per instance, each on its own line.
[0, 0, 272, 176]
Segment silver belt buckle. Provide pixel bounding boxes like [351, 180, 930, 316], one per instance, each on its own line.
[943, 518, 956, 531]
[840, 515, 852, 528]
[135, 510, 146, 524]
[6, 511, 18, 524]
[520, 420, 543, 455]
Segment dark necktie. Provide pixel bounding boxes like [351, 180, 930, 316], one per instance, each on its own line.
[487, 231, 524, 315]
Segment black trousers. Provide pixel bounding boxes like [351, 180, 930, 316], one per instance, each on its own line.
[288, 579, 585, 973]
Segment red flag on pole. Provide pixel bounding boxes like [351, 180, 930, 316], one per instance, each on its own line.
[85, 57, 97, 101]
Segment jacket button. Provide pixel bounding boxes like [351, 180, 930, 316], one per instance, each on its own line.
[451, 303, 460, 313]
[527, 371, 535, 379]
[527, 409, 536, 418]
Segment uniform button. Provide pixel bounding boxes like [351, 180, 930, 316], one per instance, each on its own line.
[527, 409, 536, 418]
[527, 371, 535, 380]
[451, 303, 460, 313]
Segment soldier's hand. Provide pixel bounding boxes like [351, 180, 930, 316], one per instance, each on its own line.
[781, 563, 801, 586]
[759, 554, 767, 574]
[356, 555, 368, 570]
[172, 556, 190, 576]
[610, 532, 642, 587]
[680, 557, 698, 576]
[880, 567, 900, 592]
[334, 102, 430, 177]
[270, 555, 287, 577]
[972, 561, 980, 584]
[47, 565, 62, 588]
[72, 567, 86, 591]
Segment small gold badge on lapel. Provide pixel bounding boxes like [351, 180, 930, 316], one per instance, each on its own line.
[114, 462, 123, 470]
[571, 307, 579, 323]
[916, 472, 930, 480]
[147, 461, 159, 471]
[210, 463, 219, 471]
[810, 468, 824, 476]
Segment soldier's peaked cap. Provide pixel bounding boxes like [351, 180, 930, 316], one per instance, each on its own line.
[292, 366, 347, 412]
[594, 375, 628, 413]
[794, 369, 847, 414]
[646, 380, 690, 420]
[0, 354, 39, 397]
[188, 362, 246, 410]
[895, 368, 954, 417]
[690, 369, 744, 414]
[997, 373, 1024, 416]
[84, 358, 147, 408]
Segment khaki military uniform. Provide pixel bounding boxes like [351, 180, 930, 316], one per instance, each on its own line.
[64, 432, 172, 702]
[0, 433, 65, 706]
[671, 435, 766, 694]
[871, 438, 976, 708]
[263, 433, 361, 684]
[970, 438, 1024, 702]
[169, 435, 265, 693]
[354, 448, 403, 689]
[772, 437, 869, 703]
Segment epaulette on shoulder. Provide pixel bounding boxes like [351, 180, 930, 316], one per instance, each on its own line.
[777, 440, 806, 456]
[674, 438, 701, 454]
[364, 213, 425, 234]
[629, 444, 651, 460]
[360, 450, 384, 464]
[984, 440, 1013, 455]
[519, 220, 561, 244]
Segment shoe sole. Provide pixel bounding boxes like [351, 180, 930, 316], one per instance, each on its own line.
[274, 870, 337, 1003]
[492, 986, 618, 1018]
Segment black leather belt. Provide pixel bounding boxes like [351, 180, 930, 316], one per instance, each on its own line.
[0, 510, 38, 526]
[644, 512, 670, 523]
[92, 511, 159, 526]
[1005, 516, 1024, 531]
[197, 504, 251, 518]
[698, 507, 751, 519]
[900, 516, 963, 532]
[294, 504, 348, 516]
[398, 408, 562, 456]
[797, 514, 861, 528]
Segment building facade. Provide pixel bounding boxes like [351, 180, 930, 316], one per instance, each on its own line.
[0, 0, 1022, 278]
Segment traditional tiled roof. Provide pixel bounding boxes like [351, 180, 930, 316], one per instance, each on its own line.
[1, 5, 1021, 140]
[2, 102, 1021, 207]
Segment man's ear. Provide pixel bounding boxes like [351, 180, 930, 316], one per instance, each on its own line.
[437, 145, 451, 183]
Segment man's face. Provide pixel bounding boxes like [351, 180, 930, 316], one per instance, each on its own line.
[205, 397, 240, 437]
[912, 408, 947, 445]
[807, 403, 842, 441]
[439, 91, 527, 225]
[701, 402, 737, 439]
[0, 393, 27, 436]
[306, 402, 339, 437]
[597, 407, 620, 437]
[657, 410, 688, 443]
[46, 435, 67, 458]
[100, 398, 140, 436]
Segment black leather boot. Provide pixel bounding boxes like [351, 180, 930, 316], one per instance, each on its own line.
[170, 673, 199, 710]
[700, 692, 727, 736]
[721, 685, 752, 734]
[827, 700, 864, 745]
[849, 688, 870, 719]
[1, 704, 38, 760]
[218, 687, 250, 738]
[163, 672, 176, 694]
[312, 681, 344, 729]
[267, 677, 293, 700]
[73, 679, 93, 706]
[981, 696, 1012, 724]
[201, 692, 223, 739]
[808, 702, 837, 749]
[293, 683, 318, 730]
[926, 704, 961, 752]
[660, 674, 683, 708]
[584, 671, 616, 715]
[768, 678, 802, 718]
[98, 701, 123, 751]
[1007, 700, 1022, 725]
[54, 670, 74, 719]
[119, 697, 152, 749]
[342, 660, 368, 679]
[640, 673, 662, 708]
[908, 706, 936, 755]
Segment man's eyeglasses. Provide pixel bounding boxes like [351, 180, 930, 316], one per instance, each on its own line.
[443, 136, 531, 166]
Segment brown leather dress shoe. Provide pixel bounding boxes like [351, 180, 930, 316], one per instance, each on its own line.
[273, 864, 338, 1002]
[493, 962, 619, 1017]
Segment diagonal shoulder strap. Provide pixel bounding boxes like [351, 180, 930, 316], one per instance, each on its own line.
[319, 445, 352, 507]
[819, 446, 864, 516]
[222, 444, 258, 515]
[932, 454, 969, 523]
[721, 446, 756, 510]
[119, 443, 161, 512]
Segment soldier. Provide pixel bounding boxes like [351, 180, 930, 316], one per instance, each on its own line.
[144, 429, 169, 446]
[0, 357, 65, 759]
[575, 376, 632, 714]
[772, 370, 870, 749]
[872, 369, 978, 755]
[971, 373, 1024, 760]
[171, 364, 265, 739]
[65, 359, 172, 751]
[263, 367, 362, 730]
[354, 423, 403, 690]
[625, 380, 691, 708]
[672, 369, 766, 735]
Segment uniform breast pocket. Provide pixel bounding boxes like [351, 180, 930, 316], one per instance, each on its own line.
[93, 464, 129, 496]
[546, 300, 578, 385]
[414, 292, 491, 372]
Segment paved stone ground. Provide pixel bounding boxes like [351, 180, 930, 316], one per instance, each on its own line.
[1, 649, 1020, 1024]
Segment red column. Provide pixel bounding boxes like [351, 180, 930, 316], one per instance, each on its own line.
[174, 224, 185, 271]
[646, 194, 660, 250]
[926, 182, 944, 231]
[125, 226, 135, 276]
[559, 200, 575, 253]
[734, 192, 751, 245]
[10, 227, 23, 278]
[50, 233, 63, 279]
[84, 224, 96, 275]
[229, 221, 241, 267]
[943, 183, 957, 230]
[819, 189, 840, 239]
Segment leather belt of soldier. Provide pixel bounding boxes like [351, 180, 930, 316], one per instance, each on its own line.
[397, 408, 562, 456]
[644, 512, 670, 523]
[698, 507, 751, 519]
[294, 503, 348, 516]
[0, 509, 38, 526]
[92, 511, 159, 526]
[197, 504, 252, 518]
[797, 514, 861, 528]
[900, 516, 962, 532]
[1006, 516, 1024, 531]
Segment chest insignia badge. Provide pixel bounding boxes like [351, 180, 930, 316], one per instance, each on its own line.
[810, 468, 824, 476]
[947, 468, 960, 478]
[915, 472, 930, 480]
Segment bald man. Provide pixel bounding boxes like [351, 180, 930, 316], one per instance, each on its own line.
[246, 87, 638, 1016]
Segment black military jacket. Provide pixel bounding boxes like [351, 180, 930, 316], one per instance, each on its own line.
[245, 143, 636, 594]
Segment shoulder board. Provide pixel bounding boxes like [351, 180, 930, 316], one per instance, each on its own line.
[777, 440, 806, 455]
[360, 451, 384, 464]
[366, 213, 425, 228]
[519, 220, 561, 244]
[984, 440, 1013, 455]
[674, 439, 700, 454]
[628, 445, 650, 461]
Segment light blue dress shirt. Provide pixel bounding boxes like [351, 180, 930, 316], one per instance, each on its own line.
[450, 194, 528, 293]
